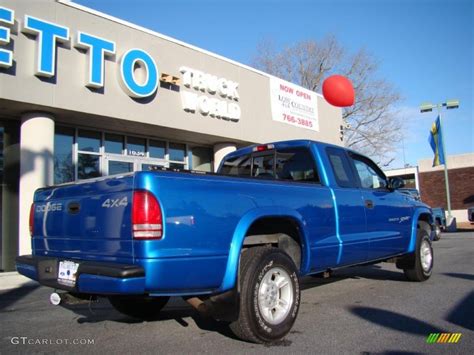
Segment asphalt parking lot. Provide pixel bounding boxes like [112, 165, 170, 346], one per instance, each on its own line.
[1, 232, 473, 354]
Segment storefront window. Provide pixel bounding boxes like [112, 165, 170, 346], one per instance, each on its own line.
[54, 127, 74, 184]
[169, 142, 186, 162]
[127, 136, 146, 157]
[0, 128, 3, 182]
[108, 161, 133, 175]
[53, 127, 191, 181]
[191, 147, 213, 172]
[78, 154, 100, 179]
[78, 130, 101, 152]
[149, 140, 166, 159]
[105, 134, 124, 154]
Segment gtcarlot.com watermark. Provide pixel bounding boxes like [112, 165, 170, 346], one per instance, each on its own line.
[10, 337, 95, 346]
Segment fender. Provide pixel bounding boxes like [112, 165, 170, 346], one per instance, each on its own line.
[408, 207, 433, 253]
[217, 207, 310, 292]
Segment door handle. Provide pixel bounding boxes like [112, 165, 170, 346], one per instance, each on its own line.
[365, 199, 374, 209]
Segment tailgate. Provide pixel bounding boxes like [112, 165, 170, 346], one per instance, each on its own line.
[32, 174, 135, 262]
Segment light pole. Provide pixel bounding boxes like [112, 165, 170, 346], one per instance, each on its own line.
[420, 99, 459, 231]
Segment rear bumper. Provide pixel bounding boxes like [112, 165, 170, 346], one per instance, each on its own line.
[15, 255, 146, 295]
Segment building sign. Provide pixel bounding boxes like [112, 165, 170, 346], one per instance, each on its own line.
[180, 67, 241, 122]
[269, 77, 319, 131]
[0, 6, 241, 122]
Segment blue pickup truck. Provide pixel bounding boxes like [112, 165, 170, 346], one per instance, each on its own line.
[16, 140, 434, 343]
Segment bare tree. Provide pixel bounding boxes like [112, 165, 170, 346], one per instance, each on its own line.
[253, 36, 402, 166]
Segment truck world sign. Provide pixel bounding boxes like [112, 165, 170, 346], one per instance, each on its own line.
[0, 6, 241, 121]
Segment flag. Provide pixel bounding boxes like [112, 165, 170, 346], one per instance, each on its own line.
[428, 116, 445, 167]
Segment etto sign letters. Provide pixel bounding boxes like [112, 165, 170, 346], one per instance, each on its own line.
[0, 7, 158, 98]
[0, 6, 240, 114]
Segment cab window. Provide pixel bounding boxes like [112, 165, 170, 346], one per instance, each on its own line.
[326, 147, 357, 188]
[351, 155, 388, 190]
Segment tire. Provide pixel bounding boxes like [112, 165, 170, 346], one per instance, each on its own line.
[230, 246, 301, 343]
[402, 224, 433, 281]
[108, 295, 169, 320]
[433, 221, 441, 241]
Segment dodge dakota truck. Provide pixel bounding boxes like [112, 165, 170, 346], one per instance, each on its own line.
[16, 140, 434, 343]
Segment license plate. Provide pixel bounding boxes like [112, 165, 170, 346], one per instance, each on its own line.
[58, 260, 79, 287]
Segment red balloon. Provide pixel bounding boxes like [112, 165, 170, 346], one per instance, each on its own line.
[322, 75, 355, 107]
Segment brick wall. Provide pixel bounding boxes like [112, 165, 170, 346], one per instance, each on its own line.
[419, 167, 474, 209]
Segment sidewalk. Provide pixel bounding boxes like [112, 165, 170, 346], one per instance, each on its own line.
[0, 272, 38, 291]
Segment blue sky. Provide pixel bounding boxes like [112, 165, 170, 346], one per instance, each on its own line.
[75, 0, 473, 168]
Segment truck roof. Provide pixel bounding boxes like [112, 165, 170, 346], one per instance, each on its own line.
[224, 139, 348, 159]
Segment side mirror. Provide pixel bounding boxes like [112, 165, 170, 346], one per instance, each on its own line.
[389, 177, 405, 190]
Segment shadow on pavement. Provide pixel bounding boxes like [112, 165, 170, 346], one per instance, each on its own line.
[442, 272, 474, 281]
[0, 285, 39, 311]
[301, 264, 406, 291]
[360, 351, 424, 355]
[446, 290, 474, 331]
[349, 306, 446, 336]
[62, 297, 240, 341]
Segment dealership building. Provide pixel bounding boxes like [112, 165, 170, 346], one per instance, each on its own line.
[385, 153, 474, 225]
[0, 0, 343, 270]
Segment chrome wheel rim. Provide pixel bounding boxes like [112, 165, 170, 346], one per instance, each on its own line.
[420, 240, 432, 272]
[257, 267, 293, 325]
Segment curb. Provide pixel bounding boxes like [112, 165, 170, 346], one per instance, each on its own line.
[0, 271, 38, 291]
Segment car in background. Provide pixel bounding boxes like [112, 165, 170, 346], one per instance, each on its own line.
[432, 207, 446, 240]
[468, 206, 474, 223]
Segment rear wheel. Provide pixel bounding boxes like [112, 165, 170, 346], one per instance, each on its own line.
[108, 296, 169, 320]
[230, 246, 300, 343]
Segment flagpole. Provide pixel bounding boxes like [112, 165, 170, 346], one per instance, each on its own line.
[437, 105, 452, 220]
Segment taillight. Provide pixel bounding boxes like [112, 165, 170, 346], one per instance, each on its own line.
[132, 190, 163, 239]
[29, 203, 35, 237]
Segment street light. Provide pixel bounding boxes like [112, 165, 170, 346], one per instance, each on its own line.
[419, 99, 459, 231]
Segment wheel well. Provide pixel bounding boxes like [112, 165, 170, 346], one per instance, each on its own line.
[243, 217, 303, 271]
[417, 214, 432, 233]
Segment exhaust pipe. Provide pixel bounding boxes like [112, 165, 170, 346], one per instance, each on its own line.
[49, 292, 97, 306]
[184, 291, 239, 321]
[50, 292, 62, 306]
[184, 297, 211, 316]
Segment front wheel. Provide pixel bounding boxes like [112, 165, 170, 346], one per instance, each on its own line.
[433, 221, 442, 241]
[108, 296, 169, 320]
[402, 224, 433, 281]
[230, 247, 301, 343]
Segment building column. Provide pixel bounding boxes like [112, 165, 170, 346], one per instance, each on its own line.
[1, 121, 20, 271]
[414, 166, 420, 191]
[19, 113, 55, 256]
[213, 143, 237, 172]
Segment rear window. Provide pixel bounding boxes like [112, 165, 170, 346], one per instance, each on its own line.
[219, 154, 251, 176]
[220, 147, 320, 183]
[252, 154, 275, 178]
[276, 148, 319, 183]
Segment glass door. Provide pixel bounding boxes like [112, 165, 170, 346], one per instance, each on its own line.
[104, 155, 136, 176]
[139, 158, 168, 172]
[104, 155, 169, 176]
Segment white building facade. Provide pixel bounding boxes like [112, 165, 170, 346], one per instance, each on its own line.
[0, 1, 343, 270]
